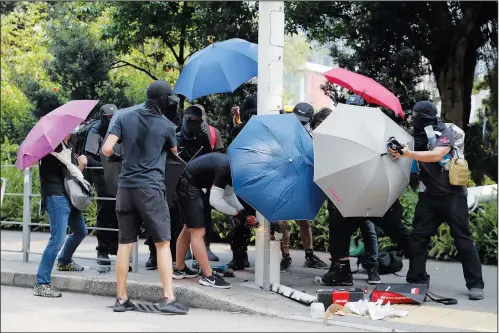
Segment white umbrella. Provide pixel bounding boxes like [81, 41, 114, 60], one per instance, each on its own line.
[313, 104, 414, 217]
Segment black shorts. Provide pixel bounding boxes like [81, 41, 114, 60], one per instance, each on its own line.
[176, 176, 205, 229]
[115, 188, 171, 244]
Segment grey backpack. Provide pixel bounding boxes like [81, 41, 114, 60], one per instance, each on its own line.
[63, 169, 93, 211]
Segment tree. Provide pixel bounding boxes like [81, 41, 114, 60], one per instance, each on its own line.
[286, 1, 498, 129]
[103, 1, 258, 107]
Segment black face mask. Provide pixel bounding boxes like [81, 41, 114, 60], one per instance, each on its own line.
[182, 117, 202, 139]
[100, 115, 111, 132]
[160, 98, 178, 119]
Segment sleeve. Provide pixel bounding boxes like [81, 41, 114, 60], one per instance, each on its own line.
[209, 186, 239, 215]
[165, 123, 177, 149]
[214, 128, 224, 150]
[84, 129, 101, 155]
[435, 131, 453, 148]
[213, 166, 231, 189]
[223, 185, 244, 211]
[109, 116, 122, 139]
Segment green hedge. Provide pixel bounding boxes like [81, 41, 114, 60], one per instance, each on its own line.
[1, 140, 496, 264]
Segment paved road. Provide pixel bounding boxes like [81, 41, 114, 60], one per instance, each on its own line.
[1, 286, 366, 332]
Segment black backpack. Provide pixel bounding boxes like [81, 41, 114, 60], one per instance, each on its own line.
[357, 250, 404, 275]
[71, 119, 99, 156]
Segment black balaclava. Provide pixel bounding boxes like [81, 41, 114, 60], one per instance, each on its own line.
[181, 105, 203, 140]
[411, 101, 446, 151]
[99, 104, 117, 135]
[242, 95, 257, 122]
[144, 80, 179, 120]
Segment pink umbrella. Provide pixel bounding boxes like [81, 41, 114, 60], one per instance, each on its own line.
[16, 100, 99, 170]
[322, 68, 404, 118]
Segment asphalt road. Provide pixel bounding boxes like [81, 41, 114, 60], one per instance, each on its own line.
[1, 286, 366, 332]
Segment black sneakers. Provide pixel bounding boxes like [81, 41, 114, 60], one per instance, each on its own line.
[113, 297, 137, 312]
[97, 251, 111, 266]
[367, 265, 381, 285]
[280, 253, 292, 271]
[156, 297, 189, 314]
[304, 253, 328, 269]
[173, 266, 198, 280]
[199, 274, 231, 289]
[322, 260, 354, 286]
[145, 255, 157, 270]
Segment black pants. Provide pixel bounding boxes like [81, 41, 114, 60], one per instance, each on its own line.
[406, 193, 484, 289]
[95, 183, 118, 255]
[230, 197, 254, 256]
[328, 199, 410, 263]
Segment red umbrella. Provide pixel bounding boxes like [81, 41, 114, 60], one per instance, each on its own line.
[322, 68, 404, 118]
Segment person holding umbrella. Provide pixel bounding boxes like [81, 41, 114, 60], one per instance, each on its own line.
[389, 101, 484, 301]
[16, 100, 100, 298]
[278, 102, 328, 271]
[174, 152, 255, 288]
[102, 80, 188, 313]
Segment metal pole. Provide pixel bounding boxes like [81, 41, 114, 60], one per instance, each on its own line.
[131, 237, 139, 273]
[22, 167, 32, 262]
[257, 0, 285, 292]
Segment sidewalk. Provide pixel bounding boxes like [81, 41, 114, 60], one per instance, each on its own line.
[1, 230, 497, 332]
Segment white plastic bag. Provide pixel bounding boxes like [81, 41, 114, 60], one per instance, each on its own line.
[344, 300, 369, 316]
[368, 301, 409, 321]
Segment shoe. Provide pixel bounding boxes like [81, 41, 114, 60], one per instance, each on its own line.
[304, 254, 328, 269]
[199, 275, 231, 289]
[321, 260, 354, 286]
[145, 256, 157, 270]
[34, 284, 62, 298]
[56, 261, 84, 272]
[244, 252, 250, 268]
[97, 251, 111, 266]
[173, 266, 198, 280]
[185, 248, 193, 260]
[156, 297, 189, 314]
[280, 254, 292, 272]
[113, 297, 136, 312]
[367, 265, 381, 285]
[469, 288, 484, 300]
[227, 250, 246, 271]
[206, 247, 220, 262]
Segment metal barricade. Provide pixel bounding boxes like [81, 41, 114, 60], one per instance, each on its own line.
[0, 165, 139, 273]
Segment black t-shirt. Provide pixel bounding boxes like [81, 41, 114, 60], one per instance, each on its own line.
[185, 152, 232, 189]
[109, 108, 177, 190]
[39, 144, 78, 198]
[419, 127, 467, 195]
[177, 131, 212, 163]
[230, 123, 245, 140]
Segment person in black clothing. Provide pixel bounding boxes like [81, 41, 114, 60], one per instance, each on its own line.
[103, 79, 187, 314]
[174, 153, 254, 288]
[84, 104, 118, 265]
[390, 101, 484, 301]
[227, 96, 258, 270]
[315, 99, 411, 286]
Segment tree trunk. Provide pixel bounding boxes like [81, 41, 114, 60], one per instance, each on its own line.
[433, 4, 482, 130]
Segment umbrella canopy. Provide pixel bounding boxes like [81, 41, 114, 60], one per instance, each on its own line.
[16, 100, 99, 170]
[174, 38, 258, 100]
[313, 104, 413, 217]
[228, 114, 325, 222]
[322, 68, 404, 118]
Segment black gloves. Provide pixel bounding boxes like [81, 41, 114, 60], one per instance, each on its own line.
[107, 152, 122, 163]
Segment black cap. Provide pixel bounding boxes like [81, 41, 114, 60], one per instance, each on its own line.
[100, 104, 117, 116]
[146, 80, 180, 103]
[184, 105, 203, 120]
[346, 94, 365, 106]
[293, 102, 314, 122]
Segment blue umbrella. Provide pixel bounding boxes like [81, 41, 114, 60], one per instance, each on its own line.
[174, 38, 258, 100]
[228, 114, 326, 222]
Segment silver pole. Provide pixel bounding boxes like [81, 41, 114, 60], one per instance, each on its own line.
[257, 0, 285, 292]
[22, 167, 32, 262]
[131, 237, 139, 273]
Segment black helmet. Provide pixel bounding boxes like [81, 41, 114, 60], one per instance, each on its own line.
[293, 102, 314, 124]
[311, 107, 332, 130]
[100, 104, 117, 132]
[346, 94, 365, 106]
